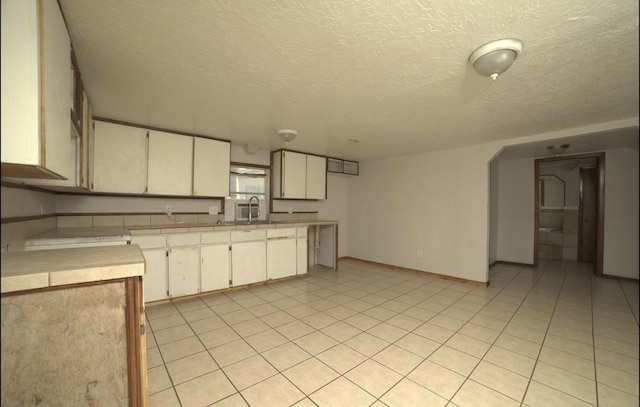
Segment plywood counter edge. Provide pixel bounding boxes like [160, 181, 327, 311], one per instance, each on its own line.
[1, 245, 145, 294]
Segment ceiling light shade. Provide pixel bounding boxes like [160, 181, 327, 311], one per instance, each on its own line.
[243, 143, 259, 154]
[468, 39, 523, 80]
[277, 129, 297, 144]
[547, 144, 570, 155]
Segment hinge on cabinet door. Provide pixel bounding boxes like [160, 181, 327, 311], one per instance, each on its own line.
[229, 279, 232, 285]
[229, 245, 232, 251]
[165, 250, 169, 257]
[139, 324, 145, 335]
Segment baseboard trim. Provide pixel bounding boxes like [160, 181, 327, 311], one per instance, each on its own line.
[493, 260, 536, 268]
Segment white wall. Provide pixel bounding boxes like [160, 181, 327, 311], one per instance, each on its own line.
[603, 147, 639, 279]
[1, 186, 55, 218]
[348, 143, 499, 283]
[496, 158, 535, 264]
[55, 194, 222, 214]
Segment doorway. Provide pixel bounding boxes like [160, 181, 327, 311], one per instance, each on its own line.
[534, 152, 605, 275]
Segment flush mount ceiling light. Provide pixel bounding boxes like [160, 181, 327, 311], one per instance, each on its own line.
[277, 129, 297, 144]
[468, 39, 523, 80]
[243, 143, 259, 154]
[547, 144, 570, 155]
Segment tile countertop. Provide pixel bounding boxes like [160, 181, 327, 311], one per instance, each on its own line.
[127, 220, 339, 235]
[23, 221, 339, 241]
[1, 245, 145, 294]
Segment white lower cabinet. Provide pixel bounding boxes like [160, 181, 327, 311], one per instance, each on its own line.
[131, 234, 168, 302]
[168, 246, 200, 297]
[231, 229, 266, 286]
[200, 231, 231, 292]
[267, 228, 297, 280]
[167, 233, 200, 298]
[134, 227, 306, 302]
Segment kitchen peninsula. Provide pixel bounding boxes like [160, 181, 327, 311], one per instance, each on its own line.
[1, 244, 147, 406]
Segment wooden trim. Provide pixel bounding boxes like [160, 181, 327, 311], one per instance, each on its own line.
[595, 154, 605, 276]
[230, 161, 270, 170]
[38, 0, 46, 168]
[125, 277, 144, 407]
[1, 162, 65, 180]
[534, 159, 540, 267]
[340, 257, 489, 286]
[93, 116, 231, 144]
[492, 260, 536, 268]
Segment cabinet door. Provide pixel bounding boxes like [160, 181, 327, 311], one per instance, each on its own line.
[231, 241, 266, 286]
[282, 151, 307, 198]
[267, 238, 297, 280]
[141, 248, 168, 302]
[92, 121, 148, 193]
[1, 0, 71, 180]
[147, 131, 193, 196]
[306, 155, 327, 199]
[201, 244, 230, 292]
[193, 138, 230, 197]
[168, 246, 200, 297]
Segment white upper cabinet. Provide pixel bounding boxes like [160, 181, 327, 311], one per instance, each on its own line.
[1, 0, 71, 180]
[272, 150, 327, 199]
[92, 120, 148, 193]
[281, 150, 307, 199]
[306, 154, 327, 199]
[193, 137, 230, 197]
[147, 130, 193, 196]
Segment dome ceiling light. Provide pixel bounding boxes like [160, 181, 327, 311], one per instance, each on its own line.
[547, 144, 570, 155]
[277, 129, 297, 144]
[468, 39, 523, 80]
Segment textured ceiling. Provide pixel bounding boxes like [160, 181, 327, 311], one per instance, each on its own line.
[59, 0, 639, 161]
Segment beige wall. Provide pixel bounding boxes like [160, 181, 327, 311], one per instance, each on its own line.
[348, 143, 499, 283]
[495, 158, 535, 264]
[603, 147, 639, 279]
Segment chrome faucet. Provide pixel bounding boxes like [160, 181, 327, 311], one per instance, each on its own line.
[248, 195, 259, 223]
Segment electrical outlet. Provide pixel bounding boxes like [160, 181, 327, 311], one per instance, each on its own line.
[417, 250, 424, 258]
[209, 206, 218, 215]
[165, 205, 172, 216]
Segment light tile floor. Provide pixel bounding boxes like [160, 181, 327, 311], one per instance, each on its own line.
[145, 259, 639, 407]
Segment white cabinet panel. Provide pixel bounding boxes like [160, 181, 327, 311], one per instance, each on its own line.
[141, 248, 168, 302]
[147, 130, 193, 196]
[1, 0, 71, 180]
[92, 121, 148, 193]
[231, 229, 266, 242]
[231, 241, 266, 286]
[282, 151, 307, 198]
[193, 137, 230, 197]
[267, 238, 297, 280]
[167, 232, 200, 247]
[168, 246, 200, 297]
[306, 155, 327, 199]
[201, 231, 230, 245]
[201, 244, 230, 292]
